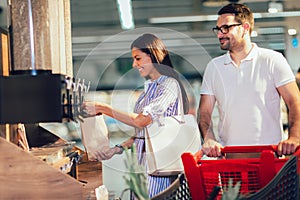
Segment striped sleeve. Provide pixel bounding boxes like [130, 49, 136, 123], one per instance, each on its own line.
[142, 78, 180, 120]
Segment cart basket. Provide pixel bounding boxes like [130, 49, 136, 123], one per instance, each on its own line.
[181, 145, 300, 200]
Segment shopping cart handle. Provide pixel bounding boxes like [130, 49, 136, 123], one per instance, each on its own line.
[194, 146, 277, 160]
[221, 145, 300, 155]
[194, 145, 300, 160]
[221, 145, 277, 154]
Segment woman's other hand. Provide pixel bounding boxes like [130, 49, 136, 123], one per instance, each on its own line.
[92, 146, 121, 161]
[82, 101, 108, 116]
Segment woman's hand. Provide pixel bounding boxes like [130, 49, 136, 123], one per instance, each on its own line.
[92, 146, 121, 161]
[82, 101, 108, 116]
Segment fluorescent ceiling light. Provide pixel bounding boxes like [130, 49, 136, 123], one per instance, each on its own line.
[268, 2, 283, 13]
[258, 27, 285, 35]
[149, 15, 218, 24]
[253, 11, 300, 18]
[116, 0, 135, 30]
[202, 0, 228, 7]
[288, 29, 297, 36]
[251, 30, 258, 37]
[149, 11, 300, 24]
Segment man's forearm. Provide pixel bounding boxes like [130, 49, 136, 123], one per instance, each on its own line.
[288, 102, 300, 142]
[199, 114, 215, 141]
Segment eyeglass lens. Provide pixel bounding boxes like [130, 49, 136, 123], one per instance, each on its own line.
[212, 23, 242, 34]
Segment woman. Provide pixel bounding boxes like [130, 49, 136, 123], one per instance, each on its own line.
[83, 33, 189, 198]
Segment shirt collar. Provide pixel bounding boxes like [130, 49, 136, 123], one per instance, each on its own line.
[144, 75, 167, 91]
[224, 43, 257, 65]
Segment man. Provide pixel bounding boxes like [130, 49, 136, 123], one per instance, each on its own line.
[198, 3, 300, 157]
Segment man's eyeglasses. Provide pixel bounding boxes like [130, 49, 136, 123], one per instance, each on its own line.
[212, 23, 242, 35]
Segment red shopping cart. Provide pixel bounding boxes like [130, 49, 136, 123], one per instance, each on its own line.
[181, 145, 300, 200]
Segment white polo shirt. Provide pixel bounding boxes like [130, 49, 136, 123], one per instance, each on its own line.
[200, 43, 295, 146]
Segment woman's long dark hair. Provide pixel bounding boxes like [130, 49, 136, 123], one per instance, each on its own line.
[131, 33, 189, 114]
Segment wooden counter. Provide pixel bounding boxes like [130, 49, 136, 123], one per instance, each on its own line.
[0, 137, 83, 199]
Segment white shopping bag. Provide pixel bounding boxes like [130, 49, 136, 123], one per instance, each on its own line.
[145, 114, 201, 176]
[80, 115, 109, 161]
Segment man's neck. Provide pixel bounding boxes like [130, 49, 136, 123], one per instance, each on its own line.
[230, 42, 253, 67]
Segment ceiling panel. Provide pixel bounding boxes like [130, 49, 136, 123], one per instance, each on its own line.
[71, 0, 300, 54]
[71, 0, 300, 89]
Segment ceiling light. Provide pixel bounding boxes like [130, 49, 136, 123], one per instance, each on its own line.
[258, 27, 285, 35]
[149, 15, 218, 24]
[288, 29, 297, 36]
[202, 0, 229, 7]
[251, 30, 258, 37]
[268, 2, 283, 13]
[116, 0, 135, 30]
[149, 11, 300, 24]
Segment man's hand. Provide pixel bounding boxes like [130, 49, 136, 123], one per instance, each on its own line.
[277, 136, 300, 156]
[202, 138, 223, 157]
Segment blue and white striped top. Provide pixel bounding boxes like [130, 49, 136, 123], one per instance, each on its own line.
[133, 75, 182, 198]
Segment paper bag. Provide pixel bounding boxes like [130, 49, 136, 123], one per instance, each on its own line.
[80, 115, 109, 161]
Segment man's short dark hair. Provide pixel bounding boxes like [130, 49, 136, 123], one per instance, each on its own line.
[217, 3, 254, 34]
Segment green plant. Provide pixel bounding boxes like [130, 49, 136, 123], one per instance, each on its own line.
[123, 145, 150, 200]
[221, 179, 241, 200]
